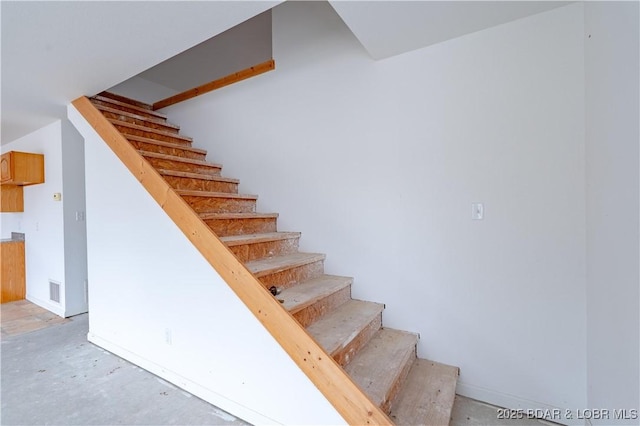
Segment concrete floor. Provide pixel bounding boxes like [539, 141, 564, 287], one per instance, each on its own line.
[1, 301, 554, 425]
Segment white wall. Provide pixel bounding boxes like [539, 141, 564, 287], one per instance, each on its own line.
[1, 121, 66, 315]
[61, 120, 89, 316]
[68, 105, 345, 426]
[1, 119, 88, 317]
[585, 2, 640, 424]
[108, 76, 178, 106]
[165, 1, 588, 416]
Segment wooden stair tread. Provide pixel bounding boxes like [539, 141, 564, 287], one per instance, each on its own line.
[127, 135, 205, 154]
[199, 212, 278, 220]
[389, 359, 459, 426]
[176, 190, 257, 200]
[345, 328, 418, 410]
[220, 232, 301, 247]
[307, 299, 383, 356]
[94, 104, 180, 129]
[223, 232, 301, 262]
[92, 95, 167, 119]
[158, 169, 239, 184]
[280, 274, 352, 314]
[98, 91, 153, 110]
[109, 118, 192, 142]
[139, 151, 222, 168]
[245, 252, 326, 278]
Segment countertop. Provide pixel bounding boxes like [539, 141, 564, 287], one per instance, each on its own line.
[1, 233, 25, 243]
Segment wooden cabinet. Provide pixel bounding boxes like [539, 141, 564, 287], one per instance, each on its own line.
[0, 240, 26, 303]
[1, 151, 44, 185]
[0, 151, 45, 212]
[1, 186, 24, 212]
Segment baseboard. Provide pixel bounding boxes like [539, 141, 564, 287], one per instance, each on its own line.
[87, 332, 280, 425]
[26, 294, 65, 317]
[456, 382, 579, 425]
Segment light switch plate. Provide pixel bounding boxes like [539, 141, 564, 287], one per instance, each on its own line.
[472, 203, 484, 220]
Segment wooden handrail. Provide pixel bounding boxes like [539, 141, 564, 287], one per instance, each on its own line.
[152, 59, 275, 110]
[72, 96, 392, 426]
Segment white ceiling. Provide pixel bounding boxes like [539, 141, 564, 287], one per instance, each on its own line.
[137, 10, 273, 94]
[329, 1, 571, 60]
[0, 0, 280, 144]
[2, 0, 571, 144]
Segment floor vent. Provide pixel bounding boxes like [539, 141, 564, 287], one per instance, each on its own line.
[49, 280, 61, 303]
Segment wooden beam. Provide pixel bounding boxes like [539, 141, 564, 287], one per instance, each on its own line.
[72, 96, 392, 426]
[152, 59, 276, 110]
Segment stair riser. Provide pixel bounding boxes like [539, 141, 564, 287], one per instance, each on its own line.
[204, 217, 277, 237]
[129, 140, 205, 161]
[101, 110, 178, 134]
[164, 175, 238, 193]
[181, 196, 256, 214]
[229, 238, 300, 263]
[333, 313, 382, 367]
[91, 99, 163, 120]
[381, 350, 417, 414]
[98, 92, 153, 110]
[144, 157, 221, 176]
[388, 359, 460, 425]
[293, 285, 351, 328]
[113, 124, 190, 146]
[258, 260, 324, 290]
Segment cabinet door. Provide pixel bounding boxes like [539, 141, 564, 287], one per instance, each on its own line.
[0, 152, 44, 185]
[0, 241, 26, 303]
[0, 185, 24, 212]
[0, 153, 11, 183]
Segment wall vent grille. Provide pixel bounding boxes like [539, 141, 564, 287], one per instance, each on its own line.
[49, 280, 61, 303]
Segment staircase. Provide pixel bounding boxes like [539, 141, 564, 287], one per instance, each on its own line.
[89, 91, 460, 425]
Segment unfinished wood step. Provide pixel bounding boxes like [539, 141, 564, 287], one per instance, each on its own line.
[389, 359, 459, 426]
[176, 190, 257, 214]
[220, 232, 301, 263]
[345, 328, 418, 413]
[201, 212, 278, 237]
[127, 136, 206, 160]
[245, 252, 326, 290]
[109, 119, 192, 145]
[95, 104, 180, 133]
[307, 299, 383, 367]
[97, 91, 153, 110]
[91, 95, 167, 120]
[280, 275, 352, 327]
[159, 169, 239, 193]
[140, 151, 222, 176]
